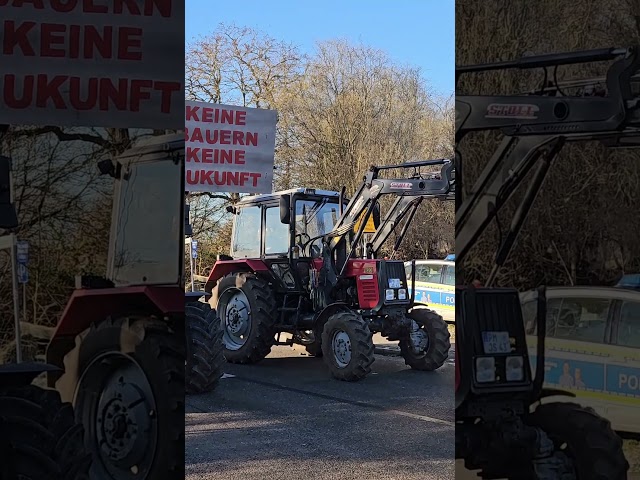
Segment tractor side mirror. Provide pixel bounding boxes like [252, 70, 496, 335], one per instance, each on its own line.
[280, 195, 291, 224]
[0, 156, 18, 229]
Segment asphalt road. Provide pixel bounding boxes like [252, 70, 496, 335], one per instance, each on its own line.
[185, 338, 455, 480]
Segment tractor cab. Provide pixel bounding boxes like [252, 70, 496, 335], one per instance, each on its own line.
[106, 134, 185, 288]
[211, 188, 370, 295]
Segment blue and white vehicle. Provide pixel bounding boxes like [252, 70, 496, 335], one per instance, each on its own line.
[520, 285, 640, 436]
[404, 258, 455, 323]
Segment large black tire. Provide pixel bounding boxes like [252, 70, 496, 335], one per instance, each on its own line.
[56, 317, 185, 480]
[0, 385, 91, 480]
[399, 307, 450, 371]
[525, 402, 629, 480]
[186, 302, 225, 394]
[212, 273, 277, 364]
[321, 311, 375, 381]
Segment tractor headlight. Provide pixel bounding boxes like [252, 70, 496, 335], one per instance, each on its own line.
[506, 355, 524, 382]
[385, 289, 395, 301]
[398, 288, 407, 300]
[475, 357, 496, 383]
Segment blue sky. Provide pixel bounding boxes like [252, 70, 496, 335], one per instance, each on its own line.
[185, 1, 454, 97]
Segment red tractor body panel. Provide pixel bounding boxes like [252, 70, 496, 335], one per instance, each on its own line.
[52, 285, 184, 339]
[310, 258, 380, 309]
[205, 259, 270, 293]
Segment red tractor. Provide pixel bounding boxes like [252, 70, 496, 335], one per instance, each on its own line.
[205, 160, 454, 381]
[36, 133, 223, 480]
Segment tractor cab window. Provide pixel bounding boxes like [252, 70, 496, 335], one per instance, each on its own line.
[294, 198, 340, 256]
[264, 206, 289, 256]
[232, 206, 261, 258]
[109, 156, 182, 286]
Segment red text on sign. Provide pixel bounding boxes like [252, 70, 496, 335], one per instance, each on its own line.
[186, 170, 262, 188]
[3, 21, 143, 60]
[0, 0, 172, 17]
[186, 147, 246, 164]
[185, 127, 257, 146]
[186, 105, 247, 125]
[3, 74, 180, 113]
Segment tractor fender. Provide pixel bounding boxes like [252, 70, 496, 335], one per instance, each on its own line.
[45, 286, 183, 383]
[312, 302, 352, 331]
[0, 362, 60, 388]
[204, 259, 270, 294]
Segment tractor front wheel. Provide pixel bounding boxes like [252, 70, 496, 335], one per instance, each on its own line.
[56, 317, 185, 480]
[525, 402, 628, 480]
[186, 302, 225, 394]
[399, 307, 450, 371]
[321, 312, 375, 381]
[213, 273, 277, 364]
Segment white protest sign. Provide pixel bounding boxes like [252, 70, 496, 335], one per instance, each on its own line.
[0, 0, 184, 129]
[185, 100, 277, 194]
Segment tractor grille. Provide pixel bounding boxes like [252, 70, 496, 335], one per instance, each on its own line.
[383, 261, 407, 287]
[472, 288, 528, 355]
[360, 278, 378, 303]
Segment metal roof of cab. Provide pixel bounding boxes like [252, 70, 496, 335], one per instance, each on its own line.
[116, 133, 184, 160]
[238, 188, 341, 204]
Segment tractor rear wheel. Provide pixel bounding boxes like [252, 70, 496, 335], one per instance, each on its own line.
[0, 385, 91, 480]
[213, 273, 277, 364]
[56, 317, 185, 480]
[321, 311, 375, 381]
[186, 302, 225, 394]
[399, 307, 450, 371]
[525, 402, 628, 480]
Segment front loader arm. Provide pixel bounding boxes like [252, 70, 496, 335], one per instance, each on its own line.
[455, 46, 640, 283]
[327, 160, 455, 274]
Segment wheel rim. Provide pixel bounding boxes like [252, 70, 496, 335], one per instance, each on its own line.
[75, 352, 157, 480]
[218, 288, 251, 351]
[331, 330, 352, 368]
[409, 321, 429, 355]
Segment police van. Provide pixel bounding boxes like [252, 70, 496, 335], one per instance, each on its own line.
[520, 284, 640, 436]
[404, 258, 455, 323]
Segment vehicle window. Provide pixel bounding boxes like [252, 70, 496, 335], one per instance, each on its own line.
[443, 265, 455, 286]
[553, 297, 610, 343]
[232, 206, 261, 258]
[616, 301, 640, 348]
[295, 199, 341, 255]
[523, 297, 562, 335]
[264, 207, 289, 255]
[416, 265, 442, 283]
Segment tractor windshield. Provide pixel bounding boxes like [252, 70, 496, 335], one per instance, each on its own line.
[107, 146, 182, 286]
[294, 198, 341, 254]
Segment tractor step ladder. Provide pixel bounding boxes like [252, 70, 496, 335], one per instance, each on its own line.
[273, 293, 303, 331]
